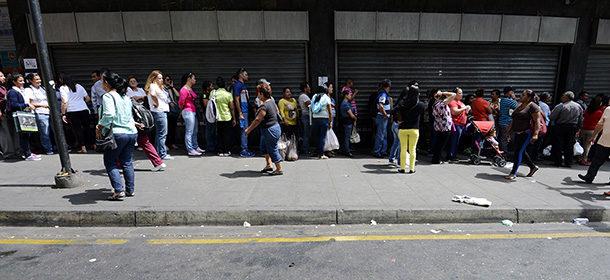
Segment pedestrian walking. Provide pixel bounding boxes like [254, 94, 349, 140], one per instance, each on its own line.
[578, 106, 610, 196]
[504, 89, 541, 180]
[96, 71, 138, 201]
[245, 83, 283, 175]
[577, 95, 602, 166]
[179, 72, 204, 156]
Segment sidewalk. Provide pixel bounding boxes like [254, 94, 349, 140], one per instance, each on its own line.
[1, 149, 609, 227]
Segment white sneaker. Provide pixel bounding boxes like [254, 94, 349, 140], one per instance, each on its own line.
[163, 155, 175, 160]
[195, 148, 205, 153]
[151, 163, 166, 172]
[188, 150, 202, 156]
[319, 155, 329, 159]
[25, 155, 41, 161]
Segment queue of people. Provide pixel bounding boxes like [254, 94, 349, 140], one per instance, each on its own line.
[2, 67, 610, 198]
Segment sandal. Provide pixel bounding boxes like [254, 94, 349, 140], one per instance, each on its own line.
[77, 149, 87, 153]
[526, 166, 539, 177]
[269, 171, 283, 176]
[260, 167, 273, 173]
[108, 191, 125, 201]
[604, 191, 610, 196]
[505, 174, 516, 180]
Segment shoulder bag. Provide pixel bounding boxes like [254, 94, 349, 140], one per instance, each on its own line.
[95, 94, 118, 152]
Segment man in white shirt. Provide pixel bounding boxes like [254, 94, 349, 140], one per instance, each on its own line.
[298, 82, 312, 154]
[578, 106, 610, 196]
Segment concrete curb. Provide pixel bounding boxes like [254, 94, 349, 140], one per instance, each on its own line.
[1, 207, 609, 227]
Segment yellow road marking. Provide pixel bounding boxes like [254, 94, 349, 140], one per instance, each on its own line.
[147, 232, 610, 244]
[1, 232, 608, 245]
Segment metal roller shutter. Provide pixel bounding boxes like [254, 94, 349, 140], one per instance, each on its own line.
[50, 43, 307, 100]
[337, 43, 561, 130]
[584, 48, 610, 96]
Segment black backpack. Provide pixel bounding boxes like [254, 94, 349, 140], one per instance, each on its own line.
[368, 91, 380, 116]
[132, 100, 154, 132]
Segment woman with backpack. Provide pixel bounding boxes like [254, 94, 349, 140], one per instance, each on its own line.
[179, 72, 205, 156]
[96, 71, 138, 200]
[311, 85, 333, 159]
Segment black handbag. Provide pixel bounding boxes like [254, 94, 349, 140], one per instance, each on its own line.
[95, 94, 118, 152]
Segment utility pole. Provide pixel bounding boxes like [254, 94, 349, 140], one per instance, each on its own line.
[27, 0, 84, 188]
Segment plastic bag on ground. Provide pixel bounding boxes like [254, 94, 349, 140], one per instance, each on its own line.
[452, 195, 492, 207]
[324, 129, 340, 151]
[287, 134, 299, 161]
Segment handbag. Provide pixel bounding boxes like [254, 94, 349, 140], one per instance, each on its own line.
[12, 111, 38, 133]
[530, 115, 547, 136]
[350, 127, 361, 144]
[95, 94, 118, 152]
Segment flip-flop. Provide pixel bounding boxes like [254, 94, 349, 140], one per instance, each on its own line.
[604, 191, 610, 196]
[269, 171, 283, 176]
[260, 167, 273, 173]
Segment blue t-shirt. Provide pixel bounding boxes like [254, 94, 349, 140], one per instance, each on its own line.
[498, 97, 518, 126]
[340, 99, 352, 120]
[377, 90, 391, 114]
[233, 80, 249, 113]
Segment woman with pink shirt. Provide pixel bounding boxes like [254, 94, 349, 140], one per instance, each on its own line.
[179, 72, 204, 156]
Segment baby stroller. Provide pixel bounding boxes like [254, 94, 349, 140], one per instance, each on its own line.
[468, 121, 507, 167]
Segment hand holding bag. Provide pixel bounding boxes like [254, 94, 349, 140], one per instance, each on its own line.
[95, 94, 118, 153]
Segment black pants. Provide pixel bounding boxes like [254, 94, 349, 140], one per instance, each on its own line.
[216, 121, 232, 154]
[432, 131, 450, 164]
[167, 115, 178, 146]
[67, 110, 90, 148]
[552, 123, 577, 166]
[582, 144, 610, 182]
[510, 131, 536, 175]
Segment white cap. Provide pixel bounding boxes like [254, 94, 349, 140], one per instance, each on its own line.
[257, 78, 271, 85]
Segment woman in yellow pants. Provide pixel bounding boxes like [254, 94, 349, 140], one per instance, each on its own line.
[394, 86, 426, 173]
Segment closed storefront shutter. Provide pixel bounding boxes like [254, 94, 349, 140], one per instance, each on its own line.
[50, 43, 307, 100]
[584, 48, 610, 96]
[337, 43, 561, 131]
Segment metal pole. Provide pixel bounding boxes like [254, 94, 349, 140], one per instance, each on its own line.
[27, 0, 83, 188]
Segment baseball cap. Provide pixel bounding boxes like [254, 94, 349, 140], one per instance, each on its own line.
[257, 78, 271, 85]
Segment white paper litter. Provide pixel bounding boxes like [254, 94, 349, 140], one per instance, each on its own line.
[452, 195, 492, 207]
[89, 259, 96, 262]
[243, 221, 251, 228]
[370, 220, 377, 226]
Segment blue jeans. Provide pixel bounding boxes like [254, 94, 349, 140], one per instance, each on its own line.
[182, 110, 199, 152]
[342, 123, 353, 153]
[103, 133, 137, 193]
[301, 114, 312, 153]
[373, 114, 388, 155]
[35, 113, 53, 153]
[389, 122, 401, 163]
[152, 111, 168, 159]
[447, 124, 464, 160]
[260, 123, 282, 163]
[204, 117, 217, 152]
[240, 111, 249, 152]
[312, 118, 329, 157]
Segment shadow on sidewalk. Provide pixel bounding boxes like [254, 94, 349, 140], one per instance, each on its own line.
[362, 164, 396, 170]
[62, 188, 112, 205]
[474, 173, 513, 183]
[81, 169, 107, 177]
[220, 170, 264, 178]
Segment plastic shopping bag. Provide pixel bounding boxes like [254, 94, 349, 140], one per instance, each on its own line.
[350, 127, 361, 144]
[324, 129, 340, 151]
[287, 134, 299, 161]
[574, 141, 584, 156]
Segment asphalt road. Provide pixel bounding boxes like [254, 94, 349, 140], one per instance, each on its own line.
[1, 223, 609, 279]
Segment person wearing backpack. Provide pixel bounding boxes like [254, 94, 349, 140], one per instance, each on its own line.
[179, 72, 205, 156]
[200, 80, 217, 153]
[311, 86, 333, 159]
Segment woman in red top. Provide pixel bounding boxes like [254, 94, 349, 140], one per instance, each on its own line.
[446, 87, 470, 161]
[579, 95, 603, 165]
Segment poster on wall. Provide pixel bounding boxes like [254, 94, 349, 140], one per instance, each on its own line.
[1, 50, 21, 74]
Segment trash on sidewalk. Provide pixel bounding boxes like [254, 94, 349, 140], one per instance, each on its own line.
[572, 218, 589, 225]
[370, 220, 377, 226]
[89, 259, 96, 262]
[430, 229, 441, 234]
[243, 221, 251, 228]
[502, 220, 514, 227]
[452, 195, 492, 207]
